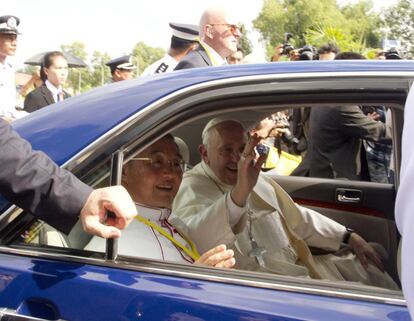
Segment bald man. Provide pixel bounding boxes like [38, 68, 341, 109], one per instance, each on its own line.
[174, 6, 241, 70]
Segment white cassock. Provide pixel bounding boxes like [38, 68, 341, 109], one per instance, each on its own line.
[85, 203, 194, 263]
[141, 54, 177, 76]
[171, 162, 399, 289]
[396, 85, 414, 317]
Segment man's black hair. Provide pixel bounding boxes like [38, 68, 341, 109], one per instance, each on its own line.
[335, 52, 366, 60]
[170, 36, 198, 52]
[318, 43, 339, 55]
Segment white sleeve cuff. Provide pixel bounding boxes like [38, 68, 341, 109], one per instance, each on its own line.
[226, 192, 246, 227]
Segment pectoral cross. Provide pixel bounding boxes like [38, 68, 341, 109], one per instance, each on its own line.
[249, 239, 267, 267]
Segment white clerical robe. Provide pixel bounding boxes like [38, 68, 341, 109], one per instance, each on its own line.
[171, 162, 399, 289]
[396, 85, 414, 317]
[85, 204, 193, 263]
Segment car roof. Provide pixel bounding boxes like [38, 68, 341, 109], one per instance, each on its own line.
[14, 60, 414, 165]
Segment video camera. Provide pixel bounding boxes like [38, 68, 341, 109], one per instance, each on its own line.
[281, 33, 318, 60]
[281, 33, 294, 56]
[298, 45, 318, 61]
[272, 113, 299, 146]
[385, 48, 401, 60]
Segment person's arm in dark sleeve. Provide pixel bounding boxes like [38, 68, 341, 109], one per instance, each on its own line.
[337, 105, 390, 142]
[23, 91, 36, 113]
[174, 59, 197, 70]
[0, 119, 92, 234]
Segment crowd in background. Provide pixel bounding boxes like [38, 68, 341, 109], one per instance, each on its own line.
[0, 9, 410, 123]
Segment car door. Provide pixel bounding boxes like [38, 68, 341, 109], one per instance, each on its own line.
[270, 81, 407, 283]
[0, 64, 411, 321]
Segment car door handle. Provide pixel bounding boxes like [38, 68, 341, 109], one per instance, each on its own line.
[0, 308, 67, 321]
[336, 188, 362, 203]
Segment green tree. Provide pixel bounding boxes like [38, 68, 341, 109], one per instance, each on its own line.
[132, 42, 165, 75]
[238, 24, 253, 55]
[253, 0, 381, 59]
[89, 51, 112, 87]
[382, 0, 414, 58]
[61, 42, 90, 93]
[340, 0, 381, 49]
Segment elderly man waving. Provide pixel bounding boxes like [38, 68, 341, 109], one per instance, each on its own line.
[171, 118, 399, 289]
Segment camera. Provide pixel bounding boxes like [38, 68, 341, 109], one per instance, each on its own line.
[282, 33, 294, 56]
[385, 48, 401, 60]
[272, 113, 300, 146]
[298, 45, 318, 60]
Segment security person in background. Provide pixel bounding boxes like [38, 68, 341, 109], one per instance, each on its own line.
[0, 15, 28, 122]
[174, 6, 241, 70]
[141, 23, 199, 76]
[106, 55, 136, 82]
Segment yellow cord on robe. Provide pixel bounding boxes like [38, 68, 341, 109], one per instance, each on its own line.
[200, 43, 221, 66]
[134, 215, 200, 261]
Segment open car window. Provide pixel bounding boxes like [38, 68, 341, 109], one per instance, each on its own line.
[4, 103, 402, 294]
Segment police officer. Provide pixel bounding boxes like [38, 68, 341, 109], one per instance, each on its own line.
[106, 55, 136, 82]
[141, 23, 199, 76]
[0, 15, 28, 122]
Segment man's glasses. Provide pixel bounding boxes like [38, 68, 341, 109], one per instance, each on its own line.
[130, 153, 186, 173]
[210, 24, 242, 34]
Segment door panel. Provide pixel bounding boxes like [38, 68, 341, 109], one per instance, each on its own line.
[0, 253, 408, 321]
[272, 175, 399, 282]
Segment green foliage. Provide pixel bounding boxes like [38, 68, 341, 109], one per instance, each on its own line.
[60, 42, 91, 94]
[253, 0, 382, 60]
[88, 51, 112, 88]
[238, 23, 253, 55]
[382, 0, 414, 58]
[132, 42, 166, 75]
[56, 41, 168, 93]
[340, 0, 381, 48]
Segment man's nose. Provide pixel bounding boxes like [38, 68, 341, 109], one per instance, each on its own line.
[231, 150, 242, 161]
[233, 28, 241, 38]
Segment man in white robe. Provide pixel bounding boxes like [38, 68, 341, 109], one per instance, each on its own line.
[395, 85, 414, 317]
[171, 119, 399, 289]
[86, 135, 235, 268]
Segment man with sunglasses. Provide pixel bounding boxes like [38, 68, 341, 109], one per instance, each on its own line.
[174, 6, 241, 70]
[85, 134, 235, 268]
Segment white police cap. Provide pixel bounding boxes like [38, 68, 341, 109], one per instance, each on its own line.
[0, 15, 20, 35]
[169, 22, 199, 41]
[105, 55, 136, 70]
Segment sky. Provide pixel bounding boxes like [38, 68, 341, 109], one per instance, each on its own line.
[3, 0, 399, 68]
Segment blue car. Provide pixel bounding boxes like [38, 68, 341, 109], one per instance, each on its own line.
[0, 61, 413, 321]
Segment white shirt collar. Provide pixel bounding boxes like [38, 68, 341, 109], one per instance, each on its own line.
[45, 80, 62, 95]
[45, 80, 63, 103]
[200, 41, 227, 66]
[135, 203, 171, 221]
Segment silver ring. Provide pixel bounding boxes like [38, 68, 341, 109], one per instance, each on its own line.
[240, 156, 246, 161]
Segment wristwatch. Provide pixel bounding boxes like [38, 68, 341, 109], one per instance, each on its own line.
[342, 227, 355, 244]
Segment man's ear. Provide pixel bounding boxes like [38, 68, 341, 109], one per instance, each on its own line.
[199, 144, 209, 164]
[204, 25, 214, 39]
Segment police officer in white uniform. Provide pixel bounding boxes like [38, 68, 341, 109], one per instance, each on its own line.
[106, 55, 136, 83]
[0, 15, 28, 122]
[141, 23, 199, 76]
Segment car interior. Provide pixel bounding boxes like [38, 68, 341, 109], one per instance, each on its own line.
[3, 102, 402, 289]
[0, 69, 409, 302]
